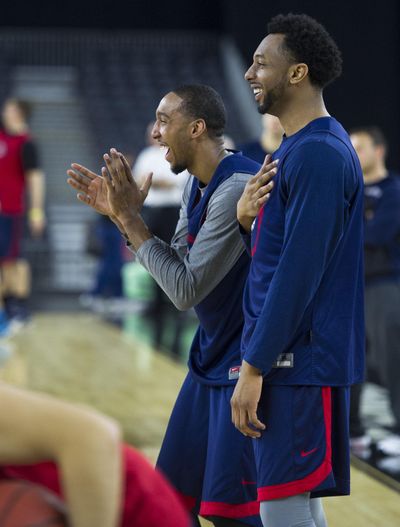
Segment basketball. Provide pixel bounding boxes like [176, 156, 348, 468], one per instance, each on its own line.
[0, 480, 67, 526]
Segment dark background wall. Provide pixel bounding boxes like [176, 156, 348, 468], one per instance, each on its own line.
[1, 0, 399, 168]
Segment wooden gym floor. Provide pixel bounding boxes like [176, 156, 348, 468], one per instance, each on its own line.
[1, 313, 399, 526]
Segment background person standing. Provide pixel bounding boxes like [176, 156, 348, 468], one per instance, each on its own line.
[0, 98, 45, 333]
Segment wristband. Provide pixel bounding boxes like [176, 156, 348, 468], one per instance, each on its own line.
[28, 208, 45, 222]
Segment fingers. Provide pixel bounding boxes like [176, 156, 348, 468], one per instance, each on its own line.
[256, 166, 278, 187]
[232, 406, 264, 438]
[67, 169, 93, 206]
[101, 166, 113, 188]
[256, 193, 272, 208]
[247, 409, 266, 433]
[67, 168, 91, 188]
[255, 158, 279, 185]
[70, 163, 99, 180]
[231, 398, 265, 439]
[246, 157, 278, 192]
[77, 192, 92, 205]
[103, 152, 120, 187]
[261, 153, 274, 167]
[255, 179, 274, 198]
[67, 172, 90, 193]
[140, 172, 153, 199]
[104, 148, 131, 187]
[119, 153, 135, 184]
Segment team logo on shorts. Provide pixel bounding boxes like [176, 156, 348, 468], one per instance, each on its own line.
[272, 353, 294, 368]
[228, 365, 241, 380]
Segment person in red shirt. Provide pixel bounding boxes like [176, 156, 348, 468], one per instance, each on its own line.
[0, 382, 190, 527]
[0, 98, 46, 335]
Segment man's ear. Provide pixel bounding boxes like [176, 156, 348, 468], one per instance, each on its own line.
[376, 144, 386, 163]
[288, 63, 309, 86]
[189, 119, 207, 139]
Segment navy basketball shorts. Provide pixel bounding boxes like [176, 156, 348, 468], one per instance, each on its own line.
[254, 384, 350, 501]
[0, 213, 23, 262]
[156, 373, 262, 527]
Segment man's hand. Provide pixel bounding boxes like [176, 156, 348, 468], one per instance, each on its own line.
[102, 148, 152, 226]
[67, 164, 111, 216]
[237, 154, 278, 233]
[67, 153, 152, 224]
[231, 360, 265, 438]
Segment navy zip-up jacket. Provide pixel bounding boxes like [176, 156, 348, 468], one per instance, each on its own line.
[241, 117, 365, 386]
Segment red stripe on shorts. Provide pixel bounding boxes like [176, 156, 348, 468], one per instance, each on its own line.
[200, 499, 260, 518]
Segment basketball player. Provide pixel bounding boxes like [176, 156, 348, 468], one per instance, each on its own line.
[230, 14, 365, 527]
[0, 382, 190, 527]
[0, 99, 45, 333]
[68, 84, 277, 527]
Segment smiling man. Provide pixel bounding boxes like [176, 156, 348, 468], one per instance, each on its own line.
[230, 14, 365, 527]
[68, 84, 277, 527]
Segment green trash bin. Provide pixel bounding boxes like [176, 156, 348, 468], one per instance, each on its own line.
[122, 261, 154, 302]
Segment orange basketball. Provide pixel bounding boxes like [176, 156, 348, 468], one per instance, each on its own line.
[0, 480, 67, 526]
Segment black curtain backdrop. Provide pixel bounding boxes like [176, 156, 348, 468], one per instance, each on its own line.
[1, 0, 398, 168]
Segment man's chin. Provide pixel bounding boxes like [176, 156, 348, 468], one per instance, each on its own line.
[257, 101, 270, 115]
[172, 164, 186, 175]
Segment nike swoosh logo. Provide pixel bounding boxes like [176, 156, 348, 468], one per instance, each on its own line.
[300, 447, 318, 457]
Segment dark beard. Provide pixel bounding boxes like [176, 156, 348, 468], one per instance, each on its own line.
[258, 92, 276, 115]
[171, 163, 186, 174]
[257, 79, 285, 115]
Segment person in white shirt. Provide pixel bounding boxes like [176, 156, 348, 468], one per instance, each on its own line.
[133, 123, 188, 352]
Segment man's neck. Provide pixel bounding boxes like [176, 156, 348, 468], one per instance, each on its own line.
[278, 91, 329, 137]
[189, 142, 229, 185]
[364, 166, 388, 185]
[261, 133, 282, 154]
[5, 123, 28, 135]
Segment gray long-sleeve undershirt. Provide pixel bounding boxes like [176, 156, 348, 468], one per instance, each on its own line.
[133, 173, 250, 311]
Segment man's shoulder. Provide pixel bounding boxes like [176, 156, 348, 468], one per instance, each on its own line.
[230, 152, 261, 173]
[214, 171, 251, 197]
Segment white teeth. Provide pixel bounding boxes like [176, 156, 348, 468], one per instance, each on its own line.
[253, 88, 262, 95]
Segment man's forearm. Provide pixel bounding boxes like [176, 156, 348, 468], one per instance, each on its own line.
[110, 215, 127, 236]
[119, 214, 153, 251]
[27, 170, 45, 210]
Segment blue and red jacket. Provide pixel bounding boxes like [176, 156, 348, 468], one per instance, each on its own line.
[242, 117, 365, 386]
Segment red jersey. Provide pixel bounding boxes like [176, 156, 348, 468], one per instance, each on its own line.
[0, 130, 31, 214]
[0, 444, 191, 527]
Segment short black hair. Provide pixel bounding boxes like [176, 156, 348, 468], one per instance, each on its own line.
[172, 84, 226, 138]
[350, 126, 388, 151]
[268, 13, 342, 89]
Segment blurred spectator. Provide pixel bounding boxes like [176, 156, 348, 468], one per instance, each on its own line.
[350, 127, 400, 456]
[84, 154, 136, 305]
[0, 98, 45, 334]
[239, 113, 283, 163]
[133, 122, 188, 352]
[90, 215, 125, 298]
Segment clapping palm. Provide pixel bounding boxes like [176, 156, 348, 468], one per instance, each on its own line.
[67, 156, 152, 219]
[67, 164, 112, 216]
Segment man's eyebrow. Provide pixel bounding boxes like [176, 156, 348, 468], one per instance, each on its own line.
[156, 111, 170, 118]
